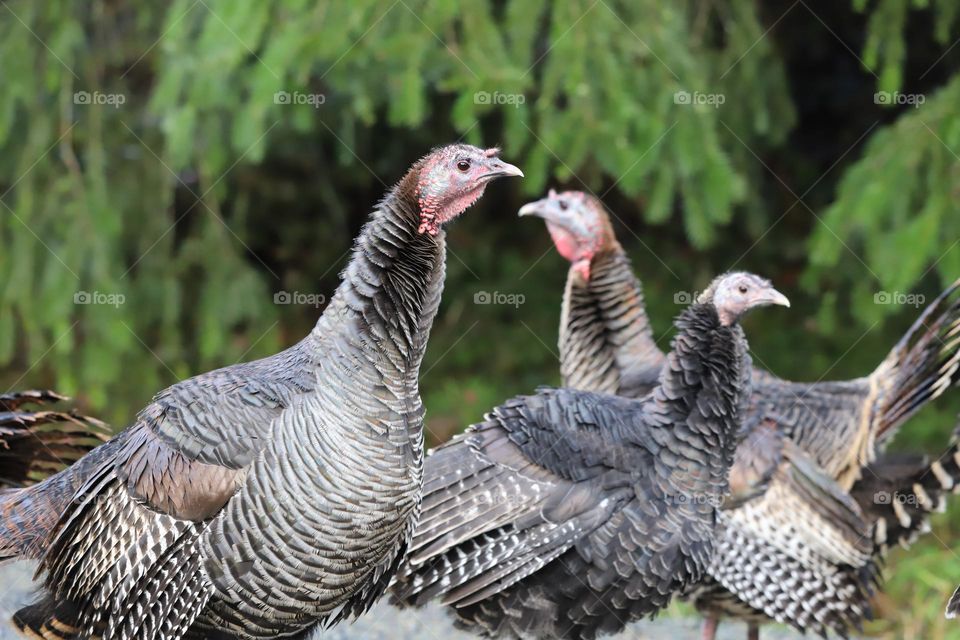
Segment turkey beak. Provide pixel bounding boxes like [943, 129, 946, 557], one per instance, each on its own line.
[518, 199, 589, 237]
[753, 287, 791, 309]
[481, 158, 524, 181]
[519, 198, 571, 225]
[518, 199, 550, 218]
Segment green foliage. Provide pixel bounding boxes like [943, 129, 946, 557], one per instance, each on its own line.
[803, 0, 960, 327]
[860, 0, 960, 93]
[0, 0, 800, 422]
[2, 3, 960, 632]
[806, 74, 960, 321]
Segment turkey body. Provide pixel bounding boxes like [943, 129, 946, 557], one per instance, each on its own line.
[1, 183, 446, 639]
[553, 242, 960, 637]
[392, 292, 754, 639]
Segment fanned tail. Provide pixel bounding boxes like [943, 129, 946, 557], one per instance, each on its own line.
[852, 439, 960, 555]
[12, 595, 84, 640]
[0, 390, 110, 487]
[873, 279, 960, 443]
[1, 411, 118, 565]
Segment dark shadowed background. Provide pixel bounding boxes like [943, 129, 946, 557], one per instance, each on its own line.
[1, 1, 959, 636]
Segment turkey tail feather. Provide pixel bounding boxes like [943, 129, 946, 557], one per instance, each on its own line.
[947, 584, 960, 619]
[853, 439, 960, 554]
[873, 279, 960, 442]
[12, 595, 84, 640]
[0, 390, 110, 488]
[0, 391, 113, 564]
[0, 487, 25, 564]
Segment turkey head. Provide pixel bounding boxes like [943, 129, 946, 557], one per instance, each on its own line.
[413, 145, 523, 236]
[519, 189, 615, 282]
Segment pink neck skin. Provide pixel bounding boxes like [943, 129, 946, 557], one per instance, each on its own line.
[547, 222, 594, 282]
[717, 308, 737, 326]
[417, 186, 485, 236]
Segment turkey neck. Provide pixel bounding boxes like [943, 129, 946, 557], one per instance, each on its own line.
[559, 246, 660, 396]
[310, 180, 447, 438]
[644, 303, 748, 501]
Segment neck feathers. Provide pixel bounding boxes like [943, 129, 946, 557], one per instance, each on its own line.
[648, 303, 748, 494]
[559, 247, 663, 397]
[659, 303, 747, 430]
[317, 181, 446, 368]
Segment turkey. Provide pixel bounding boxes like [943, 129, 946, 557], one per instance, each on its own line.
[0, 143, 522, 640]
[517, 189, 960, 639]
[0, 390, 109, 487]
[391, 271, 791, 639]
[535, 188, 664, 397]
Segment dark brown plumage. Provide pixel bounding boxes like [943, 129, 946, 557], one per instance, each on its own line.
[391, 271, 788, 639]
[0, 144, 522, 640]
[516, 190, 960, 638]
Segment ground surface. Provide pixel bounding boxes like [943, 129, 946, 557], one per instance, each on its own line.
[0, 561, 813, 639]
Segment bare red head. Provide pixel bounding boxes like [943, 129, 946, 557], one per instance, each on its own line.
[410, 144, 523, 236]
[518, 189, 615, 281]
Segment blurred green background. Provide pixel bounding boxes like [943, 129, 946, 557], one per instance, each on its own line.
[1, 1, 960, 637]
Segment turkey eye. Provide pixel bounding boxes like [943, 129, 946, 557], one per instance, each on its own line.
[456, 160, 470, 172]
[558, 200, 569, 211]
[738, 285, 748, 294]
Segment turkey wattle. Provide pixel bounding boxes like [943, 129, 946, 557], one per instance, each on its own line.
[0, 144, 522, 640]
